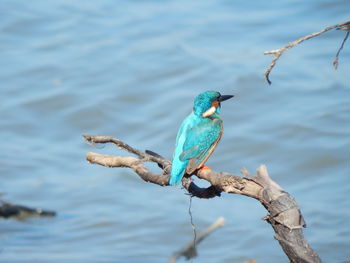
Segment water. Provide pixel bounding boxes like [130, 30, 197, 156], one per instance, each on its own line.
[0, 0, 349, 262]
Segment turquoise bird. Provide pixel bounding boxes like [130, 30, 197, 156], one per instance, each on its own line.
[169, 91, 234, 186]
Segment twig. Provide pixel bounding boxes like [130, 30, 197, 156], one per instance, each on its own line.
[188, 196, 197, 256]
[84, 134, 322, 263]
[333, 29, 350, 69]
[83, 134, 170, 170]
[264, 21, 350, 84]
[168, 217, 225, 263]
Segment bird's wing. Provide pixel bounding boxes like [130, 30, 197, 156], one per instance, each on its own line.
[179, 118, 222, 174]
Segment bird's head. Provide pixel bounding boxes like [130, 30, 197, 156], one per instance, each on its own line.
[193, 91, 234, 118]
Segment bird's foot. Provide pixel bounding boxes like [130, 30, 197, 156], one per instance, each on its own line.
[199, 165, 212, 172]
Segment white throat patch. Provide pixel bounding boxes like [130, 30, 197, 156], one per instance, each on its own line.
[202, 106, 216, 117]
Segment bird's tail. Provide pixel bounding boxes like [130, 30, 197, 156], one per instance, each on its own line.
[169, 173, 183, 186]
[169, 156, 188, 186]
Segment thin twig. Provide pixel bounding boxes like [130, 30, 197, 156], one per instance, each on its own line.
[264, 21, 350, 84]
[83, 134, 171, 170]
[333, 30, 350, 69]
[83, 134, 146, 158]
[188, 196, 197, 254]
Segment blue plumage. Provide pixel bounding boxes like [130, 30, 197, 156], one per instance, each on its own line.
[169, 91, 233, 186]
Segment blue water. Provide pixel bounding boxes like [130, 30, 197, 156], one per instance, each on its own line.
[1, 0, 349, 262]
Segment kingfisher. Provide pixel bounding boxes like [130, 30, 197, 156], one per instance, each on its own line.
[169, 91, 234, 186]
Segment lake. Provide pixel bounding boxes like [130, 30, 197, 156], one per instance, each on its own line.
[0, 0, 349, 262]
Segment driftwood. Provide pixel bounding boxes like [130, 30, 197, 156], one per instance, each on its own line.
[168, 217, 225, 263]
[264, 21, 350, 84]
[0, 200, 56, 219]
[83, 134, 322, 263]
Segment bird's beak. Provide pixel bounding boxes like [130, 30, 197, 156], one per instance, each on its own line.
[219, 95, 234, 102]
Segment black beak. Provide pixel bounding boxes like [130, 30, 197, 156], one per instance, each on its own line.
[219, 94, 234, 102]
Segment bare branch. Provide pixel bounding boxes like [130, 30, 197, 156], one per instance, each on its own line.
[168, 217, 225, 263]
[333, 30, 350, 69]
[86, 152, 169, 186]
[84, 134, 170, 170]
[264, 21, 350, 84]
[84, 134, 322, 263]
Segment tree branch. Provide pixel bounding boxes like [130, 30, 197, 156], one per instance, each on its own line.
[84, 134, 322, 263]
[264, 21, 350, 84]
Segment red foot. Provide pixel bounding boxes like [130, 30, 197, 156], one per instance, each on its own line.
[199, 165, 212, 172]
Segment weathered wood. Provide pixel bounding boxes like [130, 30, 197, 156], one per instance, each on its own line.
[84, 134, 322, 263]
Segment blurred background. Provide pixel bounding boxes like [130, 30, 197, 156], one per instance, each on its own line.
[0, 0, 349, 262]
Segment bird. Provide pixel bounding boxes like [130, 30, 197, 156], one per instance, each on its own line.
[169, 91, 234, 186]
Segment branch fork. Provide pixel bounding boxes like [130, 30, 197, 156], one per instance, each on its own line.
[84, 134, 322, 263]
[264, 21, 350, 84]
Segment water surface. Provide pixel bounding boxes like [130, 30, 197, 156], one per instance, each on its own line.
[1, 1, 349, 262]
